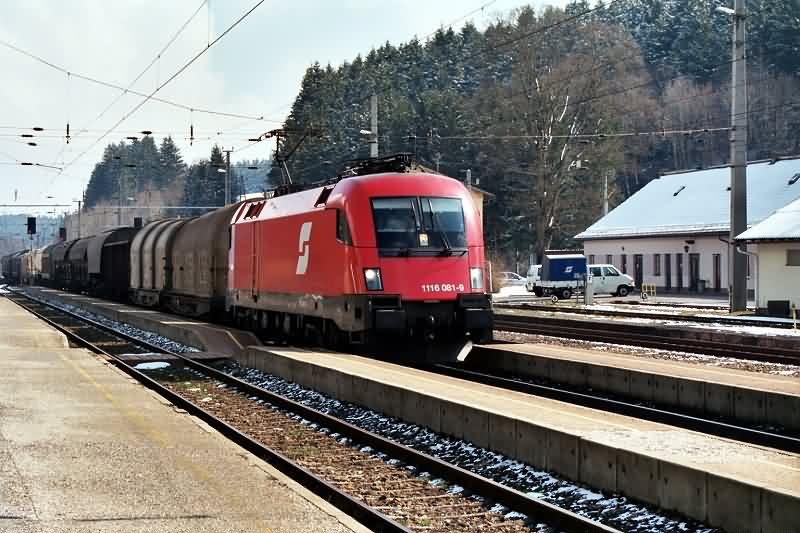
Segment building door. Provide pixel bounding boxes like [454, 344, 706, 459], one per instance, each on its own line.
[689, 253, 700, 291]
[713, 254, 721, 292]
[621, 254, 627, 274]
[633, 254, 643, 288]
[664, 253, 672, 291]
[676, 254, 684, 291]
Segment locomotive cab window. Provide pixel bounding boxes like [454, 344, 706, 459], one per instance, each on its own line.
[371, 196, 466, 256]
[336, 209, 352, 245]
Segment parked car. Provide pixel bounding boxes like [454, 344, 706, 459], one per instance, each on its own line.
[525, 265, 541, 292]
[588, 264, 635, 296]
[499, 271, 527, 287]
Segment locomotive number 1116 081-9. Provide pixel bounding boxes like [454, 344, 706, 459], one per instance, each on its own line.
[421, 283, 466, 293]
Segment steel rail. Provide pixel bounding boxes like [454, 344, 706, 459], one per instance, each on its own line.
[4, 292, 410, 533]
[494, 302, 793, 329]
[5, 291, 619, 533]
[493, 315, 800, 365]
[432, 361, 800, 454]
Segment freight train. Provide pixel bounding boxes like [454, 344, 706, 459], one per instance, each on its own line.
[1, 156, 493, 355]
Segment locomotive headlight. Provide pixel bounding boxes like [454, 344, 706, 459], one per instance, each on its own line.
[470, 267, 484, 290]
[364, 268, 383, 291]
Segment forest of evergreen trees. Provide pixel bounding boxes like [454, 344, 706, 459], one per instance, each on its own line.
[274, 0, 799, 264]
[78, 0, 798, 266]
[83, 136, 271, 211]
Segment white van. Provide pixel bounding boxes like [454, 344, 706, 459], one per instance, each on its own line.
[588, 264, 635, 296]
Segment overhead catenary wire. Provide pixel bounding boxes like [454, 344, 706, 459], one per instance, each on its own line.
[63, 0, 209, 155]
[464, 0, 624, 63]
[278, 0, 625, 123]
[57, 0, 268, 178]
[420, 0, 498, 41]
[435, 126, 733, 142]
[0, 38, 272, 122]
[262, 1, 505, 119]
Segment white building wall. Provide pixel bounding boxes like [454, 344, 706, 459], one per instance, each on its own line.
[754, 242, 800, 310]
[582, 235, 755, 293]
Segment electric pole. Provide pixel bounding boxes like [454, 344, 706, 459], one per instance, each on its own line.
[117, 178, 122, 227]
[728, 0, 748, 312]
[75, 200, 81, 239]
[370, 94, 378, 158]
[603, 174, 609, 216]
[223, 148, 233, 205]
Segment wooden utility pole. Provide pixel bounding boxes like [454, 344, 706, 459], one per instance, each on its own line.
[728, 0, 748, 312]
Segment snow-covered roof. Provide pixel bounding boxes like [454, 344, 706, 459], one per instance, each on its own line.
[575, 158, 800, 240]
[737, 196, 800, 241]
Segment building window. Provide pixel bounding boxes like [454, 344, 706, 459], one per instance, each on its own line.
[588, 254, 595, 264]
[788, 249, 800, 266]
[653, 253, 661, 276]
[606, 254, 613, 265]
[621, 254, 627, 274]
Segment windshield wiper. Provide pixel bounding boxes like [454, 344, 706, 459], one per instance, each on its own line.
[427, 199, 453, 256]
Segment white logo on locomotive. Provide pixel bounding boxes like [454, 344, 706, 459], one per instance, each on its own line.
[295, 222, 312, 275]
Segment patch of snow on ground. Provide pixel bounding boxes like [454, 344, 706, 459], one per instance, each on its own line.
[496, 285, 531, 297]
[683, 321, 800, 337]
[494, 331, 800, 377]
[507, 307, 800, 336]
[221, 361, 719, 533]
[133, 361, 171, 370]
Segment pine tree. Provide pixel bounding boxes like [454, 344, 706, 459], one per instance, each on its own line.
[158, 136, 186, 192]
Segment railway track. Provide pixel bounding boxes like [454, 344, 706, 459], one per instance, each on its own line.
[493, 313, 800, 365]
[4, 291, 616, 533]
[431, 355, 800, 454]
[495, 302, 792, 329]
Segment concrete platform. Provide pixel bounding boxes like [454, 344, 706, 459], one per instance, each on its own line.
[473, 343, 800, 432]
[25, 287, 259, 358]
[240, 346, 800, 533]
[0, 297, 368, 533]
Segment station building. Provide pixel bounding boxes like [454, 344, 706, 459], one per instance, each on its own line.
[575, 157, 800, 295]
[737, 196, 800, 314]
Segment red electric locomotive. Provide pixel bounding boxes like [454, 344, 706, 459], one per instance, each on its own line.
[228, 158, 492, 353]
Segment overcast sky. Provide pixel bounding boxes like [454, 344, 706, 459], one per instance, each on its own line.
[1, 0, 568, 216]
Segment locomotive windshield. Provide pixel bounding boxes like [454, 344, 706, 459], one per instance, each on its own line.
[371, 197, 467, 256]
